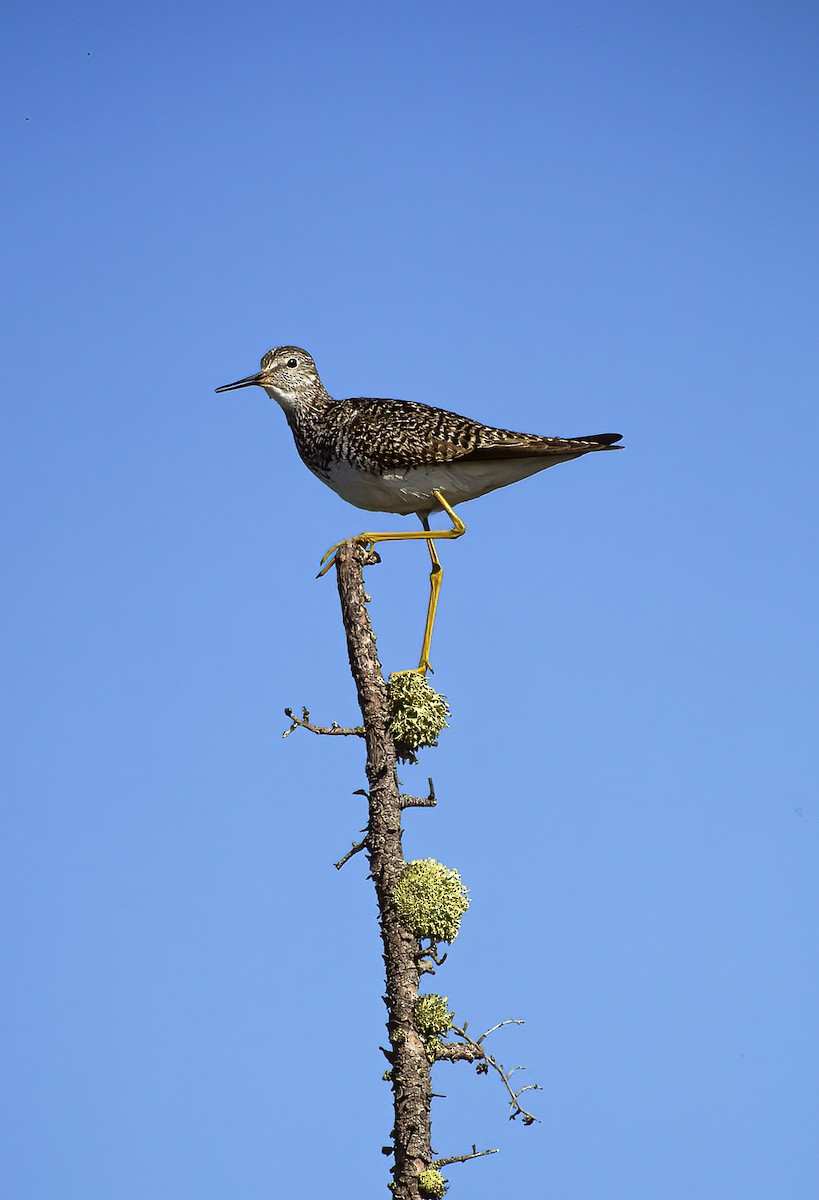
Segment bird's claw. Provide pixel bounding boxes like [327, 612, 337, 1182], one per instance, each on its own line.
[316, 537, 381, 579]
[316, 543, 342, 579]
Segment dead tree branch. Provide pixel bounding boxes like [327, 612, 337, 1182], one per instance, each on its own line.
[287, 538, 538, 1194]
[448, 1022, 542, 1125]
[333, 539, 433, 1199]
[282, 706, 365, 739]
[433, 1145, 499, 1168]
[334, 834, 369, 871]
[400, 778, 437, 809]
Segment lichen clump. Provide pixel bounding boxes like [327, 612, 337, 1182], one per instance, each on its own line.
[417, 1168, 447, 1198]
[387, 672, 450, 762]
[414, 993, 454, 1062]
[391, 858, 469, 943]
[413, 993, 453, 1037]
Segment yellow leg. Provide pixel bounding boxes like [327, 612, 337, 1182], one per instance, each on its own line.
[416, 519, 443, 674]
[317, 490, 466, 673]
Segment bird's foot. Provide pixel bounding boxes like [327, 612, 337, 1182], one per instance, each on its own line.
[391, 661, 433, 678]
[316, 535, 380, 579]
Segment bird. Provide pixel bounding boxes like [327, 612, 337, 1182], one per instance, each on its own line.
[216, 346, 622, 673]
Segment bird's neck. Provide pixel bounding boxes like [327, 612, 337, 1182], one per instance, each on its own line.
[262, 382, 334, 422]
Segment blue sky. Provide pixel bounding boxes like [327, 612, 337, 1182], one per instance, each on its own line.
[3, 2, 818, 1196]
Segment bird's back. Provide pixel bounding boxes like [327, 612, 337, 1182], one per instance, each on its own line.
[304, 394, 621, 475]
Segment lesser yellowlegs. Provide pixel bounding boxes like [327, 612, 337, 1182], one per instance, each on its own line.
[216, 346, 622, 672]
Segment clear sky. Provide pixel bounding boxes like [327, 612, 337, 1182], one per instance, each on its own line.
[3, 2, 818, 1197]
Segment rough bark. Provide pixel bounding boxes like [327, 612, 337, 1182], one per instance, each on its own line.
[333, 540, 432, 1199]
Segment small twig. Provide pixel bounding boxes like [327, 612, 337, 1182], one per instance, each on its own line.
[418, 941, 448, 967]
[282, 706, 365, 739]
[476, 1018, 524, 1045]
[334, 835, 369, 871]
[399, 777, 437, 809]
[433, 1146, 499, 1169]
[448, 1023, 541, 1125]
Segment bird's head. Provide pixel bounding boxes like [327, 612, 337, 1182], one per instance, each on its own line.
[215, 346, 324, 408]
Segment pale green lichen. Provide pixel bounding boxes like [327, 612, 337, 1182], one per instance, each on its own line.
[422, 1036, 442, 1062]
[387, 672, 450, 763]
[417, 1167, 447, 1198]
[391, 859, 469, 943]
[413, 993, 453, 1037]
[414, 993, 454, 1062]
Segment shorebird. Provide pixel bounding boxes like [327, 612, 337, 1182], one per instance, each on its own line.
[216, 346, 622, 673]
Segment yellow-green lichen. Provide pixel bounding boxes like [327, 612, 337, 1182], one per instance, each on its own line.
[414, 994, 453, 1061]
[413, 993, 453, 1037]
[387, 672, 450, 763]
[392, 859, 469, 943]
[422, 1036, 442, 1063]
[417, 1167, 447, 1198]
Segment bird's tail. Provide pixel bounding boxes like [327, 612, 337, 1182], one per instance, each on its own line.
[572, 433, 623, 447]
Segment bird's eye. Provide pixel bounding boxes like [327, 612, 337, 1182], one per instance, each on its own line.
[287, 358, 298, 368]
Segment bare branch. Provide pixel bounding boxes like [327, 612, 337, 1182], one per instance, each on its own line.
[433, 1146, 499, 1168]
[476, 1018, 525, 1045]
[334, 835, 369, 871]
[400, 777, 437, 809]
[417, 942, 448, 967]
[282, 705, 365, 739]
[448, 1023, 542, 1125]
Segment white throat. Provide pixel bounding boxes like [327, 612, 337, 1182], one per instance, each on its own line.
[262, 382, 300, 414]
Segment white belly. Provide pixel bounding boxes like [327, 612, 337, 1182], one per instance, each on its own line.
[322, 457, 572, 516]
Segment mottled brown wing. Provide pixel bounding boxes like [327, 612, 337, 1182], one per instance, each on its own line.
[444, 429, 623, 462]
